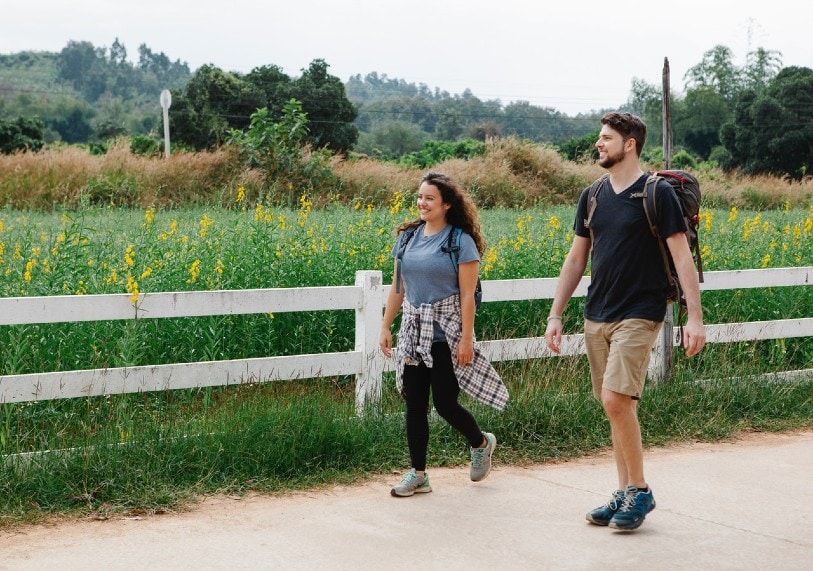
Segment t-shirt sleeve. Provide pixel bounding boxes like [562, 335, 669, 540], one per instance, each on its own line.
[457, 232, 480, 264]
[655, 180, 689, 239]
[390, 231, 405, 258]
[574, 186, 591, 238]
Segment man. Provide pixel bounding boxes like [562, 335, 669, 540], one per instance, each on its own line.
[545, 112, 705, 531]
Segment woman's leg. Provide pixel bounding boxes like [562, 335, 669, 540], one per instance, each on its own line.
[403, 362, 431, 471]
[429, 342, 484, 448]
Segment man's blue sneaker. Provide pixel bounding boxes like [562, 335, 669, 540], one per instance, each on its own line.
[608, 485, 656, 530]
[586, 489, 626, 526]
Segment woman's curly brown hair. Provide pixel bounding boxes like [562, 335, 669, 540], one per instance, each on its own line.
[396, 172, 487, 255]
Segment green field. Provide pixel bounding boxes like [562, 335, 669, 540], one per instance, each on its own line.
[0, 201, 811, 525]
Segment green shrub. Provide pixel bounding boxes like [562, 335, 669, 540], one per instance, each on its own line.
[130, 135, 161, 156]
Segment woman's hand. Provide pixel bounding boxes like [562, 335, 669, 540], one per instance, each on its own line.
[379, 328, 394, 358]
[457, 337, 474, 366]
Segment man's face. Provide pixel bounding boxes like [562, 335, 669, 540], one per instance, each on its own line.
[595, 125, 628, 168]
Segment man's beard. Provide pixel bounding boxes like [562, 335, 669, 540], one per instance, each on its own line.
[598, 147, 626, 168]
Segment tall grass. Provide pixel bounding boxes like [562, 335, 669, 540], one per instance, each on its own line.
[1, 138, 811, 209]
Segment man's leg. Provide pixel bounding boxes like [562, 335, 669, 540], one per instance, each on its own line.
[603, 390, 644, 488]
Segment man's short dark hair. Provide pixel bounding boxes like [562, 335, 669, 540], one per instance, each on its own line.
[601, 112, 647, 156]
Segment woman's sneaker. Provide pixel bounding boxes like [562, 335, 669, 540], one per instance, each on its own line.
[390, 469, 432, 497]
[470, 432, 497, 482]
[586, 489, 626, 526]
[608, 486, 656, 530]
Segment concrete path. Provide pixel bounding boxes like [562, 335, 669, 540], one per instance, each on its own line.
[1, 431, 811, 570]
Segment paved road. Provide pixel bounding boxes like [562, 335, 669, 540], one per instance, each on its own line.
[1, 431, 811, 570]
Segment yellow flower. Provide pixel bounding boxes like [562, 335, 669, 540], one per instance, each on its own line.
[106, 268, 119, 285]
[198, 213, 214, 238]
[214, 259, 224, 275]
[236, 186, 246, 203]
[12, 244, 21, 261]
[548, 215, 561, 231]
[158, 219, 178, 241]
[727, 206, 738, 223]
[124, 245, 135, 267]
[699, 209, 713, 232]
[75, 280, 86, 296]
[144, 207, 156, 227]
[482, 248, 498, 274]
[187, 259, 201, 284]
[389, 191, 404, 215]
[24, 259, 36, 282]
[140, 266, 153, 280]
[0, 220, 4, 233]
[267, 312, 275, 319]
[761, 254, 771, 268]
[126, 274, 139, 304]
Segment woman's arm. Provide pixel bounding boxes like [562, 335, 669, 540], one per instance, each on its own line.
[379, 260, 405, 357]
[457, 260, 479, 365]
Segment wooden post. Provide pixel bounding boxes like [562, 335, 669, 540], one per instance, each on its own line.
[650, 57, 674, 382]
[354, 270, 384, 414]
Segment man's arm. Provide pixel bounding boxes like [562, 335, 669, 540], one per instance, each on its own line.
[665, 232, 706, 357]
[545, 235, 591, 354]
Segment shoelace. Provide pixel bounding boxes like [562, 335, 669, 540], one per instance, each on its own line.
[607, 490, 625, 510]
[400, 471, 420, 486]
[471, 447, 487, 468]
[618, 489, 640, 513]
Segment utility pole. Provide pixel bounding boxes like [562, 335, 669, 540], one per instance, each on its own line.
[160, 89, 172, 158]
[653, 57, 674, 381]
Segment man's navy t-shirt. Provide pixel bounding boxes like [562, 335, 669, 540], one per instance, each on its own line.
[573, 174, 687, 322]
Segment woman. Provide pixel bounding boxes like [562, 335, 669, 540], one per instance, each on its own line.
[379, 172, 509, 497]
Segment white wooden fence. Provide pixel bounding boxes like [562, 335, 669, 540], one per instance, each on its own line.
[1, 267, 811, 413]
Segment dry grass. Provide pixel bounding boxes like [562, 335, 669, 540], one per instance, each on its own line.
[1, 138, 810, 210]
[0, 141, 245, 209]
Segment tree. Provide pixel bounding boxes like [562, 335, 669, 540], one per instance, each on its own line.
[720, 66, 813, 177]
[743, 47, 782, 92]
[286, 59, 358, 152]
[170, 64, 263, 148]
[355, 120, 428, 158]
[674, 87, 730, 158]
[0, 117, 44, 153]
[684, 45, 742, 102]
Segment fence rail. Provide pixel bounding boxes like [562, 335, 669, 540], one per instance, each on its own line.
[1, 267, 810, 411]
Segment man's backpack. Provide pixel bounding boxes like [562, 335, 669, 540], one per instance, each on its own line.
[584, 170, 704, 321]
[395, 223, 483, 309]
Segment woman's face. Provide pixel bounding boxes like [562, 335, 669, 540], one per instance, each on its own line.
[417, 182, 450, 224]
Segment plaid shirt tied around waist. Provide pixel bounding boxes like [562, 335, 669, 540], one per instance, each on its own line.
[395, 294, 509, 411]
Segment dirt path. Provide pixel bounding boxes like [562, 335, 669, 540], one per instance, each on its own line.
[1, 431, 811, 570]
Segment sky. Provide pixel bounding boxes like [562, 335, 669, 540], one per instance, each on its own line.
[2, 0, 811, 115]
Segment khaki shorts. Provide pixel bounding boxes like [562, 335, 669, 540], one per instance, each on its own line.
[584, 318, 662, 400]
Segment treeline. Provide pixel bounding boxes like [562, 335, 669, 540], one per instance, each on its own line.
[347, 72, 599, 158]
[0, 39, 190, 143]
[1, 40, 811, 179]
[624, 46, 812, 177]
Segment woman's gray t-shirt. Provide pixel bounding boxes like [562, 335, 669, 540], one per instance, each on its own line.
[392, 224, 480, 341]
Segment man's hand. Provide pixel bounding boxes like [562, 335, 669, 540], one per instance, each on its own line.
[681, 319, 706, 357]
[545, 319, 563, 354]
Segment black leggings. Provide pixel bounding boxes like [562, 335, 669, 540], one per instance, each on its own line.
[403, 342, 484, 471]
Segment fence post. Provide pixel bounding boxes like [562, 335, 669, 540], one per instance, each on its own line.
[355, 270, 384, 414]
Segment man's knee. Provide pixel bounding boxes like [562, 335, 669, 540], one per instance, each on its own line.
[601, 389, 636, 418]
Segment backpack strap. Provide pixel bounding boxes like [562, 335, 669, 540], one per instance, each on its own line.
[583, 174, 609, 243]
[640, 174, 688, 335]
[444, 226, 483, 308]
[394, 223, 423, 293]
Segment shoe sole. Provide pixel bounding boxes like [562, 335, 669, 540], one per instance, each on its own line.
[470, 433, 497, 482]
[585, 514, 612, 526]
[390, 486, 432, 497]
